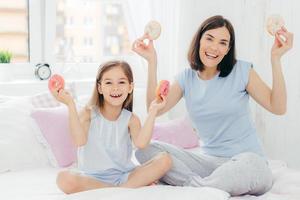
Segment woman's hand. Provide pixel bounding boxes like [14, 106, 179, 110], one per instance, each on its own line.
[148, 95, 167, 114]
[51, 88, 74, 107]
[132, 34, 157, 63]
[271, 27, 293, 61]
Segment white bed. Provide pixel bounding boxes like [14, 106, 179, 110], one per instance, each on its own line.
[0, 160, 300, 200]
[0, 168, 63, 200]
[0, 167, 228, 200]
[1, 93, 300, 200]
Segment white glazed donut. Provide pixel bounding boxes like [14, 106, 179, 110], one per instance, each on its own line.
[144, 20, 161, 40]
[266, 15, 285, 36]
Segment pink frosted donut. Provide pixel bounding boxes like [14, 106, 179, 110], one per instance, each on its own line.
[156, 80, 170, 100]
[266, 15, 285, 36]
[144, 20, 161, 40]
[48, 74, 65, 92]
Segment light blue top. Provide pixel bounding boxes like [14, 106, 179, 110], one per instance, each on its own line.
[77, 108, 136, 174]
[176, 60, 264, 157]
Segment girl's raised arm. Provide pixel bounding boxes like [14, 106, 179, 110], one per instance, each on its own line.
[51, 89, 90, 146]
[129, 97, 167, 149]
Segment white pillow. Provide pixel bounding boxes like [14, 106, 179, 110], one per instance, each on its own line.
[31, 82, 77, 108]
[0, 95, 14, 104]
[0, 98, 51, 172]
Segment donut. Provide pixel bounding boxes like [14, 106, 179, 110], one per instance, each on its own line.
[144, 20, 161, 40]
[48, 74, 65, 92]
[156, 80, 170, 100]
[266, 15, 285, 36]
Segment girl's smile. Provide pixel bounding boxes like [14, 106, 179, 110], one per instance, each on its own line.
[98, 66, 133, 107]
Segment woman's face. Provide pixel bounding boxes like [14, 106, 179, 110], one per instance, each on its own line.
[199, 26, 230, 69]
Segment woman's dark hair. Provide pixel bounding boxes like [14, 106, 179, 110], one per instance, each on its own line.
[187, 15, 236, 77]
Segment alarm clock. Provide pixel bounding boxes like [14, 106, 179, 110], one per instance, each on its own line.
[35, 63, 51, 80]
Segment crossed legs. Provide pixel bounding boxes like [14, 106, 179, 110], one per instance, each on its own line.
[56, 152, 172, 194]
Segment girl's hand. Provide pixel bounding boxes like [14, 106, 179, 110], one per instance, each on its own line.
[271, 27, 293, 61]
[148, 95, 167, 114]
[51, 87, 74, 106]
[132, 34, 157, 63]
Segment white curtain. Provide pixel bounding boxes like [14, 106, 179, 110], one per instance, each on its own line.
[124, 0, 181, 81]
[124, 0, 181, 122]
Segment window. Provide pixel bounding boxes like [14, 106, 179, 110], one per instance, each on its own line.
[55, 0, 131, 63]
[0, 0, 142, 84]
[0, 0, 29, 63]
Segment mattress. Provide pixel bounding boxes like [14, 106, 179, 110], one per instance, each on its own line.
[0, 167, 228, 200]
[1, 160, 300, 200]
[0, 168, 64, 200]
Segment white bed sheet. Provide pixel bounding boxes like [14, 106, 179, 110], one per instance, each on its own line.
[0, 167, 64, 200]
[66, 186, 229, 200]
[1, 161, 300, 200]
[0, 167, 229, 200]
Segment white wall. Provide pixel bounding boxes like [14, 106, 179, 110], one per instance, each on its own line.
[175, 0, 300, 169]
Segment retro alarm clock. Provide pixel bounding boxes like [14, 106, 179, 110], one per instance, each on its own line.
[35, 63, 51, 80]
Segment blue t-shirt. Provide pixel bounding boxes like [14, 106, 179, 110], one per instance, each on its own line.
[176, 60, 264, 157]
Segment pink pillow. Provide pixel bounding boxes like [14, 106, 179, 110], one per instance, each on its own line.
[31, 106, 77, 167]
[152, 116, 199, 149]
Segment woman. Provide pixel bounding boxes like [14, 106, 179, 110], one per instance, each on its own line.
[132, 15, 293, 196]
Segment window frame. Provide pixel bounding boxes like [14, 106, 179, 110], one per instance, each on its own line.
[6, 0, 43, 80]
[44, 0, 138, 80]
[5, 0, 145, 88]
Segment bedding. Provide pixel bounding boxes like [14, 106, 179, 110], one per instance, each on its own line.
[0, 167, 229, 200]
[0, 167, 63, 200]
[152, 115, 199, 149]
[0, 98, 51, 172]
[0, 161, 300, 200]
[1, 94, 300, 200]
[31, 106, 77, 167]
[31, 83, 77, 108]
[66, 186, 229, 200]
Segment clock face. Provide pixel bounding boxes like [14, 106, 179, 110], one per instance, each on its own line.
[37, 66, 51, 80]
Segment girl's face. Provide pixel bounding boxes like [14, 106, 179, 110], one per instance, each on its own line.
[98, 66, 133, 108]
[199, 27, 230, 69]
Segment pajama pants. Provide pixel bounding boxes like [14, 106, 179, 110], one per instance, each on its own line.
[135, 141, 273, 196]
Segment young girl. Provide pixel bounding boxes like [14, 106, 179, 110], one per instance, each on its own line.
[51, 60, 172, 194]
